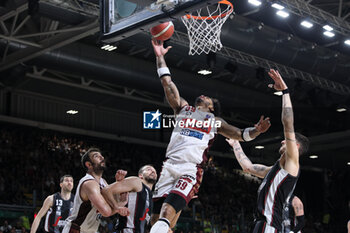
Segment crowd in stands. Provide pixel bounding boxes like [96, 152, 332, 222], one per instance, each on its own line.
[0, 124, 349, 233]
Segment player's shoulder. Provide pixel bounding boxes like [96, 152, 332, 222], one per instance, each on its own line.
[44, 194, 54, 205]
[292, 196, 303, 206]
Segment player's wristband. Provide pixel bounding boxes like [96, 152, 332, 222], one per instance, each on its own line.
[282, 88, 290, 94]
[157, 67, 171, 79]
[242, 127, 255, 142]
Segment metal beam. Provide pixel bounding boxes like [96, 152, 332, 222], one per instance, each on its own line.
[170, 31, 350, 95]
[25, 72, 169, 107]
[338, 0, 343, 17]
[0, 4, 28, 22]
[278, 0, 350, 36]
[0, 19, 99, 71]
[13, 15, 31, 35]
[0, 34, 42, 47]
[15, 24, 98, 39]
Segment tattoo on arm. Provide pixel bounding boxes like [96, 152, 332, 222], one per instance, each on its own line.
[253, 165, 266, 172]
[239, 157, 250, 164]
[286, 138, 296, 142]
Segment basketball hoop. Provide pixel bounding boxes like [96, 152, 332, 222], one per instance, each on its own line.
[181, 0, 234, 55]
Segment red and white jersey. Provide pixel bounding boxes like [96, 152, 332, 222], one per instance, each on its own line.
[165, 105, 217, 165]
[62, 174, 107, 233]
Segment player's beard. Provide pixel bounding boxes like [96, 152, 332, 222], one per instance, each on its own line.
[92, 160, 106, 173]
[144, 175, 157, 184]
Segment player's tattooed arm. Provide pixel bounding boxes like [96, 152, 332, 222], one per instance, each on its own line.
[226, 139, 271, 178]
[152, 39, 187, 113]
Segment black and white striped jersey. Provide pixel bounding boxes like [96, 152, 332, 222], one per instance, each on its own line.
[257, 160, 299, 231]
[115, 183, 153, 233]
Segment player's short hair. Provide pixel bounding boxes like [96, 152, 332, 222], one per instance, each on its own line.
[295, 133, 309, 156]
[81, 148, 101, 170]
[60, 175, 73, 183]
[210, 97, 221, 117]
[138, 164, 154, 175]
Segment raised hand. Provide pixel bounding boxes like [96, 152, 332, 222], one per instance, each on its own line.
[151, 39, 172, 57]
[254, 115, 271, 133]
[114, 170, 129, 207]
[115, 170, 127, 181]
[268, 69, 288, 91]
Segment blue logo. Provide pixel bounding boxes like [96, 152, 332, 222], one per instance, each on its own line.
[143, 110, 162, 129]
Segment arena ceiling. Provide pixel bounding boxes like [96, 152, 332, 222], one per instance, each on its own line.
[0, 0, 349, 170]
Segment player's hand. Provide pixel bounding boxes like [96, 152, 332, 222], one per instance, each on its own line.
[151, 39, 172, 57]
[115, 169, 127, 181]
[267, 69, 288, 91]
[254, 115, 271, 133]
[116, 207, 130, 216]
[115, 192, 129, 207]
[225, 138, 240, 148]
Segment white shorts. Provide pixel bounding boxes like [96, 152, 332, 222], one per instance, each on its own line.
[152, 161, 203, 204]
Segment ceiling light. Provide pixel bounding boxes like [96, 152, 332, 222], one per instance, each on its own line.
[271, 3, 284, 10]
[347, 162, 350, 166]
[101, 44, 117, 51]
[344, 39, 350, 46]
[198, 69, 212, 75]
[255, 145, 264, 149]
[274, 91, 283, 96]
[300, 20, 313, 28]
[323, 31, 335, 38]
[323, 25, 333, 31]
[248, 0, 262, 6]
[276, 10, 289, 18]
[309, 155, 318, 159]
[336, 108, 346, 112]
[66, 110, 78, 115]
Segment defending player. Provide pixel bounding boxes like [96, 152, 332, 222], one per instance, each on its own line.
[226, 69, 309, 233]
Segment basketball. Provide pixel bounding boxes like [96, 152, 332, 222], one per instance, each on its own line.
[150, 21, 174, 41]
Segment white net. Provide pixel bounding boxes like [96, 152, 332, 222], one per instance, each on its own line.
[181, 0, 233, 55]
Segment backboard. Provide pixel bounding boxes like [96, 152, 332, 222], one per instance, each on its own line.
[100, 0, 221, 43]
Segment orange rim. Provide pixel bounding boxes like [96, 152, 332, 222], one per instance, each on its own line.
[184, 0, 234, 20]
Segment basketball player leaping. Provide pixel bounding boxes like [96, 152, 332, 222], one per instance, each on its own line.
[226, 69, 309, 233]
[150, 39, 271, 233]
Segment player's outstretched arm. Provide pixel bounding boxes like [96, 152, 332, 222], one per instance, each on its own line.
[101, 177, 143, 212]
[216, 115, 271, 141]
[30, 195, 53, 233]
[151, 39, 188, 114]
[226, 139, 271, 178]
[82, 180, 129, 217]
[268, 69, 299, 174]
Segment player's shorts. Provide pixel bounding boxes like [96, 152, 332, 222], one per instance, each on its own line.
[152, 160, 203, 204]
[253, 221, 281, 233]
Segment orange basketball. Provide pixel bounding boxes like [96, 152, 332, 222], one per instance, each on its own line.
[150, 21, 174, 41]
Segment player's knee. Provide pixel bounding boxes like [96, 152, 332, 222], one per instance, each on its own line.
[164, 193, 187, 213]
[159, 203, 177, 220]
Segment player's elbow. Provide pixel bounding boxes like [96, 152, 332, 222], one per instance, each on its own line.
[98, 207, 113, 217]
[242, 166, 252, 174]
